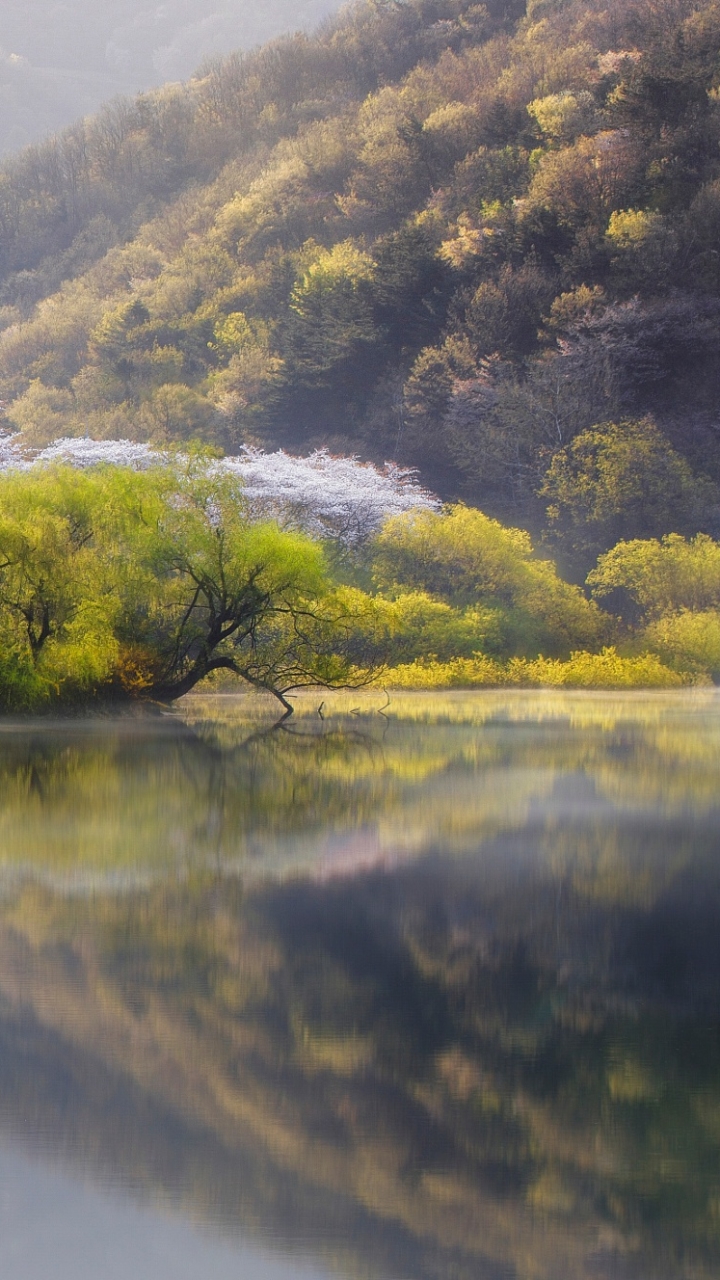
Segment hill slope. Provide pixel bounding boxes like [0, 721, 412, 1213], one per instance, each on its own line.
[1, 0, 720, 565]
[0, 0, 342, 156]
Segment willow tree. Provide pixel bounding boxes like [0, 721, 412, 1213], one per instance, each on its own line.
[0, 462, 366, 713]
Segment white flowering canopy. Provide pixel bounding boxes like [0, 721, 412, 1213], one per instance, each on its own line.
[219, 447, 438, 543]
[0, 436, 438, 545]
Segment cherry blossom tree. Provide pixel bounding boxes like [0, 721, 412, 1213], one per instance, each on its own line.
[0, 435, 438, 544]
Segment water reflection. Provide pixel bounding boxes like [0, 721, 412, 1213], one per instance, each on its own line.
[0, 691, 718, 1279]
[0, 1147, 329, 1280]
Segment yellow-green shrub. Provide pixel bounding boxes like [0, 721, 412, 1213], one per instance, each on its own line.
[383, 648, 688, 690]
[517, 648, 689, 688]
[373, 504, 606, 656]
[381, 654, 506, 689]
[642, 609, 720, 676]
[588, 534, 720, 620]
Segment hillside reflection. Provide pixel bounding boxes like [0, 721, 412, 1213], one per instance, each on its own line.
[0, 692, 718, 1279]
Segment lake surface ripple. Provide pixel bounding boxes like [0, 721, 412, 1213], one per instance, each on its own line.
[0, 689, 718, 1280]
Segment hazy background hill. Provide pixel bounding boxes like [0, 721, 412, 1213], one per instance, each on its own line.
[0, 0, 342, 156]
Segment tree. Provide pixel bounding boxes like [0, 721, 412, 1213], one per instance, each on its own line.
[114, 463, 354, 709]
[542, 418, 717, 576]
[588, 532, 720, 673]
[372, 503, 605, 655]
[0, 462, 376, 713]
[463, 261, 553, 359]
[525, 131, 645, 231]
[587, 532, 720, 621]
[275, 240, 382, 434]
[0, 467, 123, 707]
[7, 436, 438, 546]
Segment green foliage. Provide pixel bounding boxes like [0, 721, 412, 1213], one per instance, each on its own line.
[5, 380, 76, 446]
[329, 584, 505, 665]
[586, 531, 720, 679]
[543, 419, 716, 574]
[2, 462, 711, 703]
[372, 503, 606, 655]
[588, 533, 720, 621]
[527, 90, 598, 143]
[0, 464, 368, 711]
[383, 647, 687, 688]
[383, 652, 506, 687]
[279, 240, 380, 415]
[0, 467, 123, 706]
[642, 608, 720, 678]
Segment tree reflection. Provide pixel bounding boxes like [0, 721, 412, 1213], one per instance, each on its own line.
[0, 694, 717, 1278]
[0, 842, 719, 1275]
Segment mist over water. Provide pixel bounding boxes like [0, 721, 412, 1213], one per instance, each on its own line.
[0, 690, 718, 1279]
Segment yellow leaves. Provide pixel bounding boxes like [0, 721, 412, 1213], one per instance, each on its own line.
[382, 653, 506, 689]
[207, 345, 283, 421]
[607, 1056, 663, 1103]
[520, 648, 687, 688]
[114, 644, 162, 693]
[42, 604, 120, 691]
[527, 1170, 576, 1216]
[543, 420, 710, 572]
[373, 504, 604, 655]
[543, 284, 606, 334]
[0, 461, 349, 708]
[5, 379, 75, 447]
[439, 214, 488, 268]
[527, 90, 597, 142]
[210, 310, 254, 354]
[214, 151, 312, 253]
[422, 100, 485, 162]
[423, 100, 478, 136]
[293, 1023, 374, 1076]
[330, 584, 504, 666]
[290, 240, 375, 311]
[526, 131, 643, 228]
[381, 648, 686, 690]
[642, 608, 720, 676]
[606, 208, 663, 248]
[589, 533, 720, 618]
[137, 383, 217, 443]
[374, 504, 535, 602]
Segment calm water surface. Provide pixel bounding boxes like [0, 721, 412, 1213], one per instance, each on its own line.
[0, 689, 719, 1280]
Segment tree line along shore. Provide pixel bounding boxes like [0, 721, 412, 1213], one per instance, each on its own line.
[1, 0, 720, 702]
[0, 447, 715, 712]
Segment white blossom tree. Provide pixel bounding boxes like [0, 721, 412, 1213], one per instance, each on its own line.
[0, 436, 438, 545]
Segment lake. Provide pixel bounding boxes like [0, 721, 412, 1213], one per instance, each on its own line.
[0, 689, 718, 1280]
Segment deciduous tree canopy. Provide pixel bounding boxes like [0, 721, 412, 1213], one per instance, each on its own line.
[0, 462, 373, 711]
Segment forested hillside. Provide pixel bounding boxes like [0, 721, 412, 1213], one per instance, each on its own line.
[0, 0, 341, 156]
[2, 0, 720, 572]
